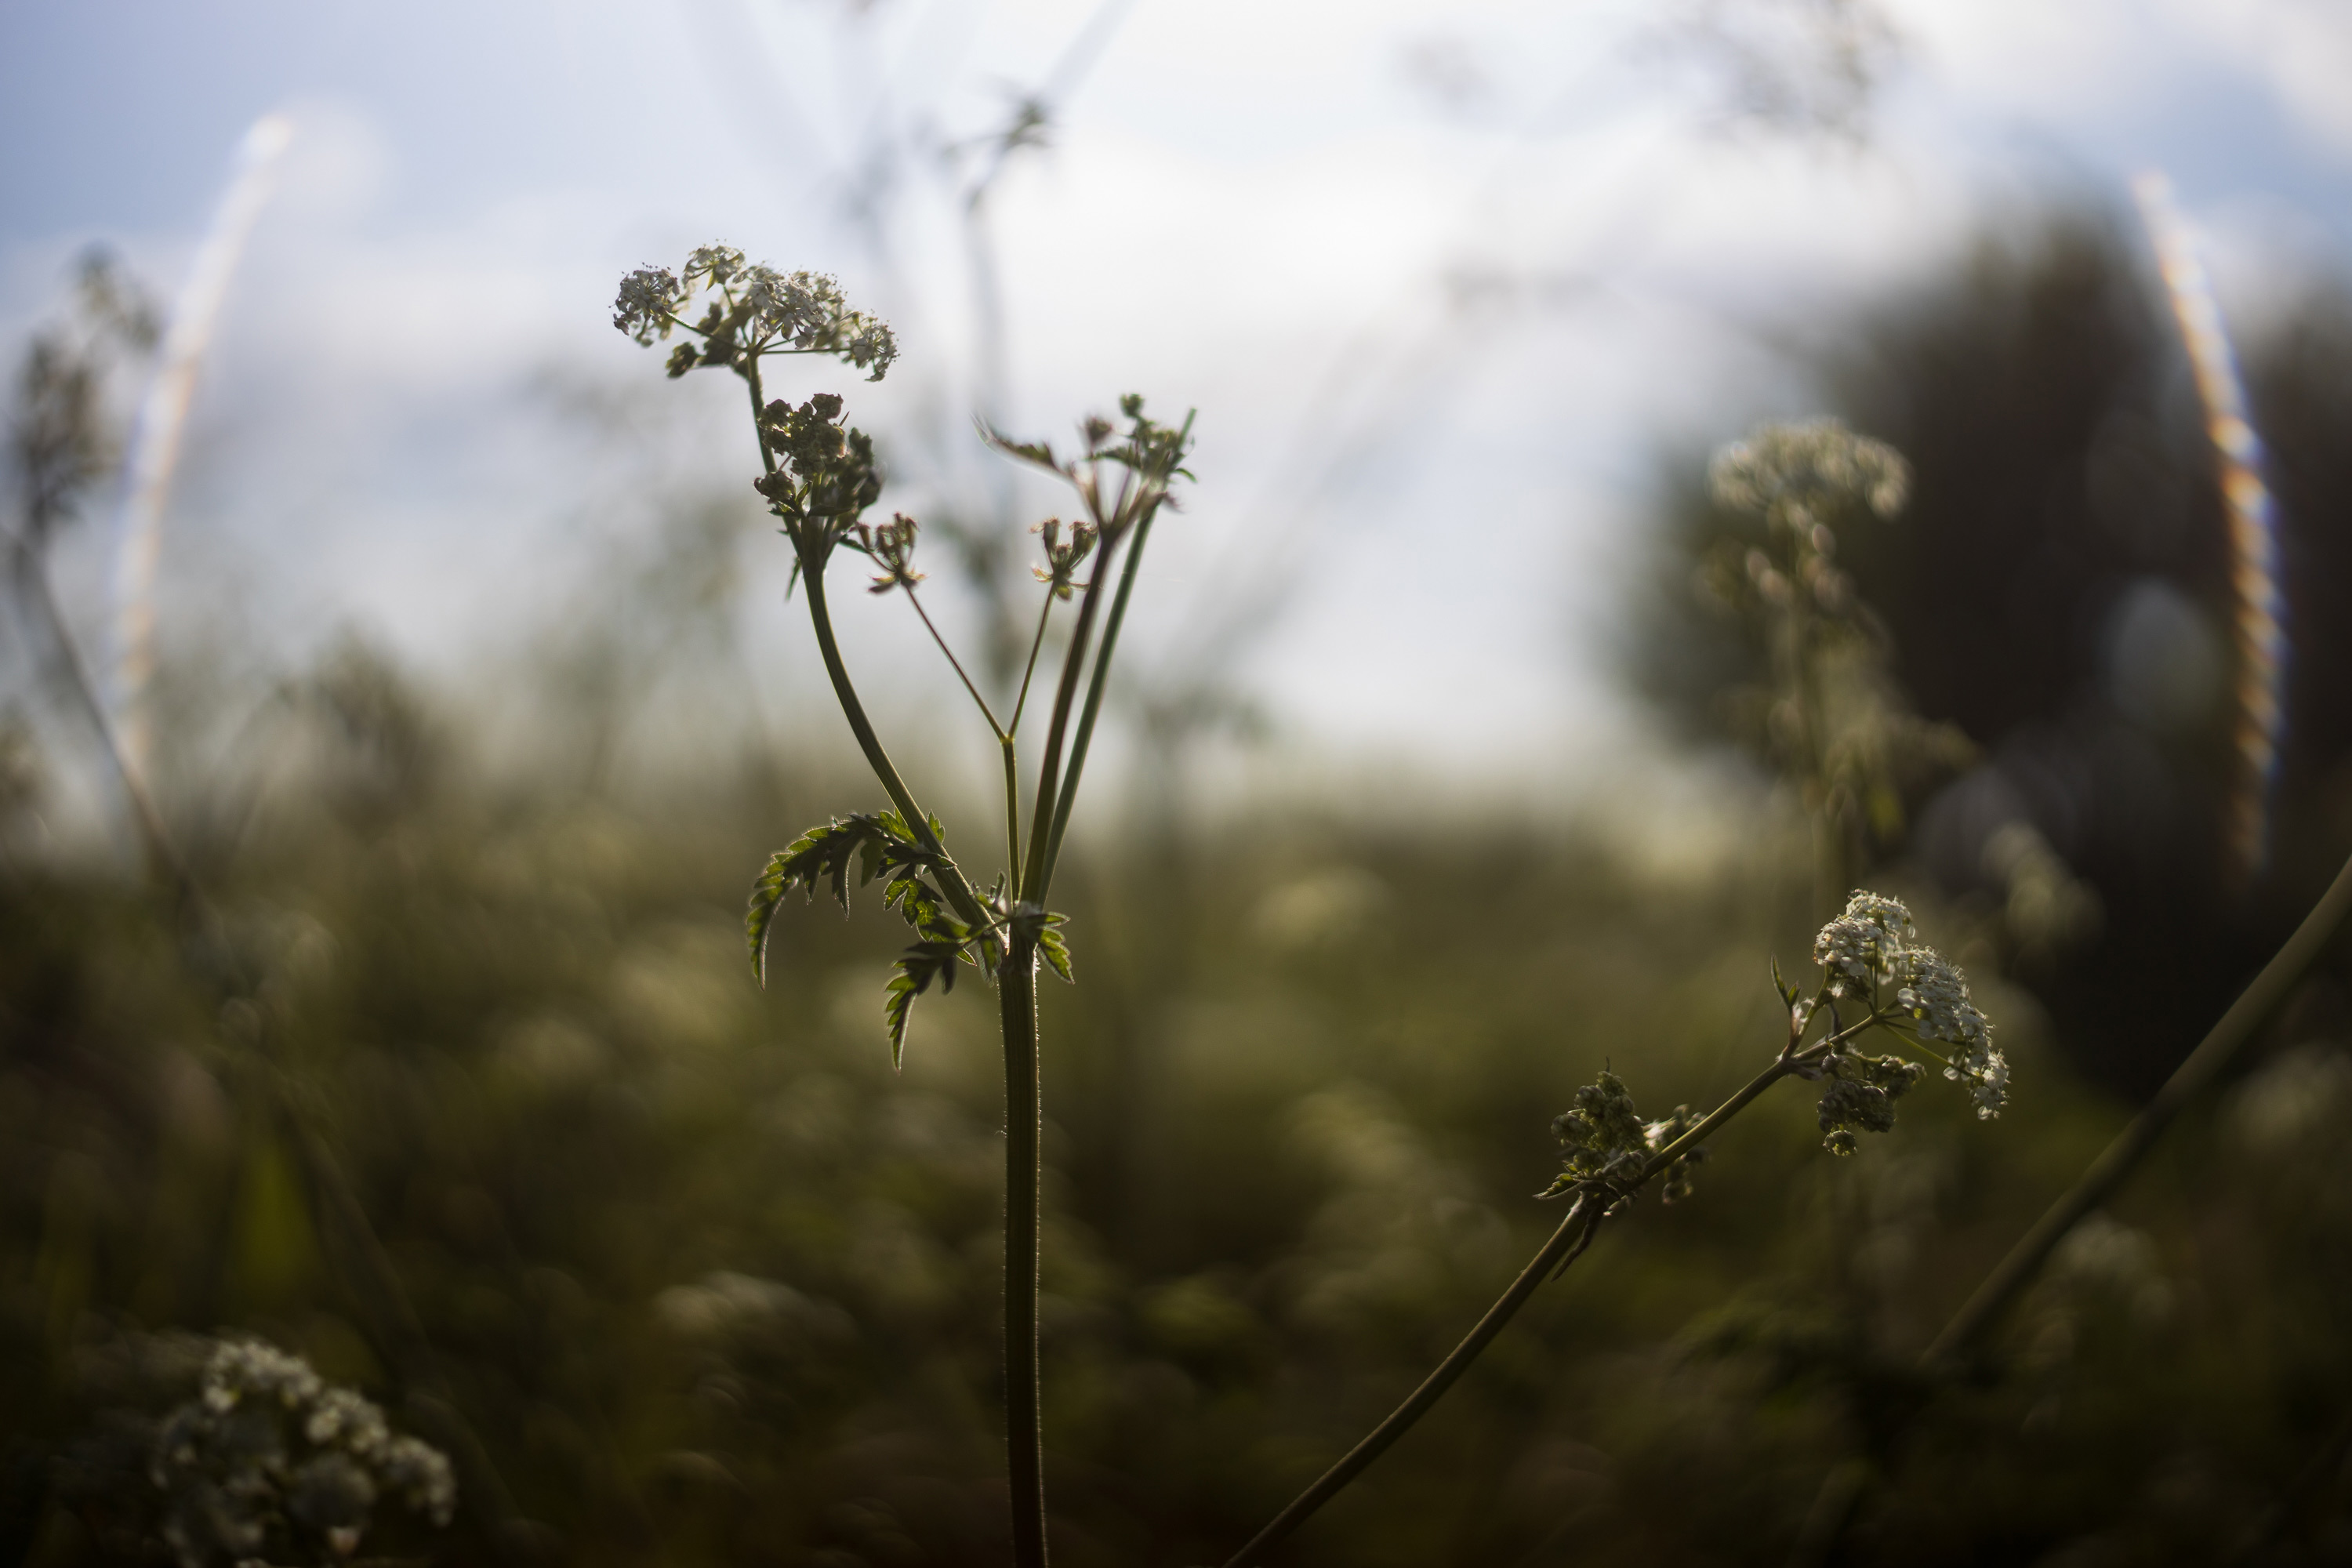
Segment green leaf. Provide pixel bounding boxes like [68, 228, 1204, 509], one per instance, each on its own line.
[743, 811, 943, 985]
[884, 938, 969, 1070]
[1036, 917, 1074, 983]
[1005, 903, 1075, 982]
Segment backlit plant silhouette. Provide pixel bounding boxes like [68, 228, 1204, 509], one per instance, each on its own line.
[616, 245, 1189, 1566]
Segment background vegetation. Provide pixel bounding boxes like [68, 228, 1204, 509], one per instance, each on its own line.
[6, 195, 2352, 1566]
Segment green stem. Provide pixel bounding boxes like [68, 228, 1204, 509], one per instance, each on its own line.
[1020, 528, 1124, 901]
[1220, 1198, 1605, 1568]
[1002, 735, 1023, 893]
[798, 548, 990, 931]
[1643, 1056, 1793, 1178]
[999, 930, 1048, 1566]
[746, 358, 989, 931]
[1923, 848, 2352, 1367]
[1040, 510, 1154, 894]
[907, 586, 1006, 739]
[1008, 590, 1056, 742]
[1226, 1041, 1816, 1566]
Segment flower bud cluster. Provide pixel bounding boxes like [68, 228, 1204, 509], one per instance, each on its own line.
[149, 1338, 454, 1567]
[1543, 1072, 1708, 1207]
[1032, 517, 1097, 600]
[1813, 1050, 1925, 1156]
[755, 394, 883, 546]
[855, 513, 924, 595]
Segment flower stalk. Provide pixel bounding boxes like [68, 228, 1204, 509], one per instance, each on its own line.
[1221, 891, 2002, 1564]
[619, 248, 1190, 1568]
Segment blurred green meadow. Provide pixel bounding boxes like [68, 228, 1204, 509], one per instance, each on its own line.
[8, 203, 2352, 1566]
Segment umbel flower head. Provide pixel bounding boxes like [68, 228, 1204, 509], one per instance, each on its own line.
[149, 1338, 455, 1567]
[1709, 417, 1910, 527]
[1804, 890, 2009, 1149]
[613, 245, 898, 382]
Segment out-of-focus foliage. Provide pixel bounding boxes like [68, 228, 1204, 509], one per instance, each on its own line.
[1628, 205, 2352, 1097]
[2, 639, 2348, 1563]
[5, 200, 2352, 1566]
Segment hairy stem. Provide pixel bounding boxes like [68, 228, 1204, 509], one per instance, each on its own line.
[999, 931, 1048, 1566]
[1221, 1199, 1605, 1568]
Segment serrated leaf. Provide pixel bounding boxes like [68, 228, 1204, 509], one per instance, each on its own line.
[1037, 921, 1073, 983]
[978, 424, 1065, 475]
[884, 938, 969, 1070]
[746, 851, 795, 986]
[743, 811, 949, 985]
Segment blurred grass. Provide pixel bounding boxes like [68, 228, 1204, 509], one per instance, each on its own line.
[4, 641, 2348, 1566]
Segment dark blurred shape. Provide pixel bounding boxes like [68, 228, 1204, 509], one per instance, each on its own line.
[1629, 201, 2352, 1095]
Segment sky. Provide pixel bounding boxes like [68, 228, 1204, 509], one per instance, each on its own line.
[4, 0, 2352, 810]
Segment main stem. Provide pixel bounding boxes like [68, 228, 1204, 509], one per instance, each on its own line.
[999, 930, 1048, 1566]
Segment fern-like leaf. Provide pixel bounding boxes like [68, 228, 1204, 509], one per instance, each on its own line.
[1036, 918, 1074, 983]
[744, 811, 945, 985]
[884, 938, 969, 1070]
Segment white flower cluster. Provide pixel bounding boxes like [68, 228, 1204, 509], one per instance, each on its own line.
[1810, 891, 2007, 1120]
[1812, 890, 1915, 997]
[150, 1338, 455, 1567]
[1708, 417, 1910, 524]
[1896, 945, 2008, 1118]
[613, 245, 898, 380]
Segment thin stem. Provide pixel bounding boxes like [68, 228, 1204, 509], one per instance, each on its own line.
[1040, 510, 1153, 894]
[1228, 1032, 1827, 1565]
[742, 357, 990, 931]
[1924, 848, 2352, 1367]
[906, 586, 1006, 739]
[1002, 735, 1023, 894]
[3, 535, 528, 1549]
[6, 540, 198, 912]
[1008, 590, 1056, 741]
[1643, 1056, 1795, 1178]
[1795, 858, 2352, 1567]
[1020, 528, 1125, 901]
[744, 361, 775, 476]
[797, 546, 991, 931]
[1219, 1199, 1605, 1568]
[998, 930, 1048, 1567]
